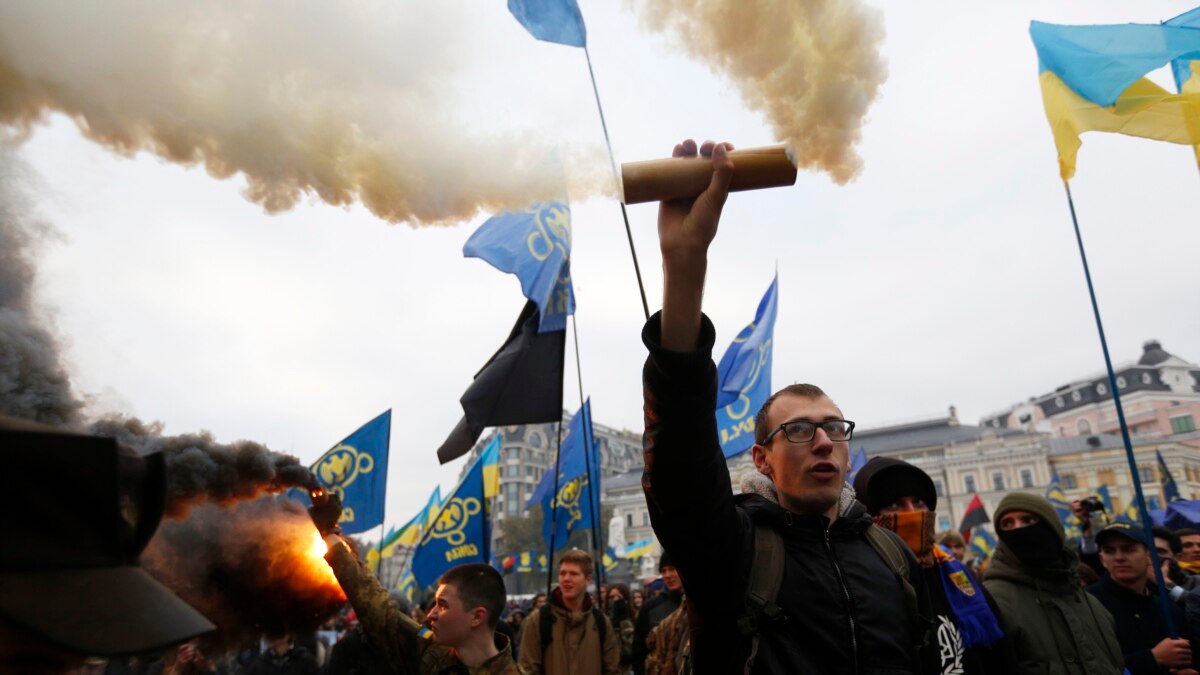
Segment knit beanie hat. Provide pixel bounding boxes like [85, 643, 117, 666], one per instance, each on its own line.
[993, 492, 1064, 545]
[852, 457, 937, 515]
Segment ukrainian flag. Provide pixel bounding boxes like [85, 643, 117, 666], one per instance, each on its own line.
[1030, 20, 1200, 179]
[602, 547, 618, 572]
[623, 538, 655, 560]
[382, 486, 444, 559]
[969, 529, 997, 560]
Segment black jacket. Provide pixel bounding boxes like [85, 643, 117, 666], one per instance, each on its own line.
[1087, 575, 1195, 675]
[632, 589, 683, 675]
[641, 312, 929, 674]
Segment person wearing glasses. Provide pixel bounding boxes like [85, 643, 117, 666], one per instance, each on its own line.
[640, 139, 930, 674]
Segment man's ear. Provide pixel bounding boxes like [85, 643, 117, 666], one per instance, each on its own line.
[752, 444, 772, 476]
[471, 607, 487, 629]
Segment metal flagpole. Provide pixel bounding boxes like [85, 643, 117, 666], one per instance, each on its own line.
[571, 314, 606, 587]
[546, 419, 565, 599]
[1062, 181, 1176, 636]
[583, 44, 650, 321]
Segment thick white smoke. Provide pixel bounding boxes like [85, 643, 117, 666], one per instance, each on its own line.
[0, 1, 604, 225]
[634, 0, 888, 184]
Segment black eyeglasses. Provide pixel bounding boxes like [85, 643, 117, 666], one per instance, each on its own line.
[762, 419, 856, 444]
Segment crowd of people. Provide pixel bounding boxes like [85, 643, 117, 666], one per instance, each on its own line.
[5, 142, 1200, 675]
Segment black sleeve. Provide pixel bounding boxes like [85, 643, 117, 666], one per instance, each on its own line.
[641, 312, 745, 609]
[979, 581, 1021, 675]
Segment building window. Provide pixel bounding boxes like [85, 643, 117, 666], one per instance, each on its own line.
[1020, 468, 1034, 488]
[933, 479, 945, 497]
[626, 513, 633, 528]
[992, 472, 1005, 491]
[964, 475, 977, 493]
[1097, 383, 1107, 395]
[529, 431, 542, 448]
[1055, 396, 1065, 408]
[1139, 465, 1155, 483]
[1117, 376, 1127, 388]
[1170, 415, 1196, 434]
[1077, 419, 1092, 434]
[1142, 373, 1153, 385]
[1062, 473, 1077, 489]
[1071, 390, 1082, 402]
[642, 511, 650, 526]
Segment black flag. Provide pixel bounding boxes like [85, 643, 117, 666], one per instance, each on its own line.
[437, 301, 565, 464]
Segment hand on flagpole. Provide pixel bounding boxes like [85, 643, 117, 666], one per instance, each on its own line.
[659, 139, 734, 352]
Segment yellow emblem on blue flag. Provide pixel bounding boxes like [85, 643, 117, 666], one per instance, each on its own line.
[311, 410, 391, 535]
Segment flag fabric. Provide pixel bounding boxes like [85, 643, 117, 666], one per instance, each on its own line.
[507, 0, 586, 48]
[848, 447, 868, 484]
[1045, 470, 1080, 535]
[411, 436, 501, 586]
[1158, 451, 1184, 502]
[381, 486, 443, 558]
[958, 494, 990, 537]
[437, 301, 565, 464]
[1029, 20, 1200, 180]
[517, 551, 536, 574]
[969, 529, 997, 560]
[623, 538, 655, 560]
[397, 569, 418, 602]
[463, 200, 575, 333]
[714, 275, 779, 458]
[1166, 7, 1200, 167]
[537, 553, 549, 573]
[310, 410, 391, 535]
[602, 547, 618, 573]
[527, 401, 601, 551]
[1097, 484, 1115, 514]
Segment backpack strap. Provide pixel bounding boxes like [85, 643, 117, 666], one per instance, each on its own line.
[539, 605, 554, 655]
[738, 523, 787, 675]
[863, 524, 927, 665]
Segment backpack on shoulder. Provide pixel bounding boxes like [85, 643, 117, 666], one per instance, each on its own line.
[538, 604, 608, 655]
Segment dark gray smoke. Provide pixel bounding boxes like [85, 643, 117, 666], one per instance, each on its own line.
[0, 148, 84, 426]
[142, 498, 346, 649]
[90, 415, 318, 519]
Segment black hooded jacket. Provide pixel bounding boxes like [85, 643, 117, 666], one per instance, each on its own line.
[641, 312, 928, 674]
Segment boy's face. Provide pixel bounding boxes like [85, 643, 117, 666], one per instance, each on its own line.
[427, 583, 482, 647]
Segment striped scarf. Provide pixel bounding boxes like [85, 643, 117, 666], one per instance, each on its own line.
[932, 545, 1005, 649]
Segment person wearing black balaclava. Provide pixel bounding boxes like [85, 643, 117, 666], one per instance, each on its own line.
[981, 492, 1124, 675]
[854, 458, 1014, 675]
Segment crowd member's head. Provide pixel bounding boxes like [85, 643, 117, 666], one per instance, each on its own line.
[993, 493, 1070, 570]
[557, 550, 593, 609]
[0, 418, 214, 673]
[1096, 522, 1153, 591]
[607, 583, 631, 608]
[938, 531, 967, 561]
[1078, 562, 1100, 587]
[1152, 527, 1180, 562]
[658, 552, 682, 593]
[853, 457, 938, 560]
[264, 632, 294, 656]
[630, 590, 644, 615]
[530, 593, 547, 612]
[428, 563, 506, 648]
[751, 384, 853, 519]
[1177, 528, 1200, 563]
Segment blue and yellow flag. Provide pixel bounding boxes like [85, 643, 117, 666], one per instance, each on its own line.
[1029, 20, 1200, 179]
[602, 547, 618, 573]
[397, 568, 418, 602]
[382, 486, 443, 559]
[1097, 484, 1115, 513]
[623, 538, 654, 560]
[1157, 450, 1183, 502]
[507, 0, 586, 48]
[969, 529, 997, 560]
[537, 552, 548, 572]
[464, 198, 574, 333]
[527, 400, 600, 551]
[715, 276, 779, 458]
[411, 436, 501, 586]
[311, 410, 391, 535]
[1045, 469, 1079, 536]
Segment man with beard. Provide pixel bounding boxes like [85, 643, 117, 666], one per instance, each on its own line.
[982, 493, 1123, 674]
[641, 139, 929, 674]
[1086, 521, 1196, 675]
[632, 554, 683, 675]
[853, 457, 1014, 675]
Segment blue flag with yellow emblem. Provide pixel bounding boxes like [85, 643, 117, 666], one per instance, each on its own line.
[508, 0, 586, 48]
[1045, 469, 1079, 535]
[464, 200, 575, 333]
[411, 436, 501, 586]
[1157, 450, 1183, 502]
[527, 400, 600, 551]
[715, 276, 778, 458]
[310, 410, 390, 535]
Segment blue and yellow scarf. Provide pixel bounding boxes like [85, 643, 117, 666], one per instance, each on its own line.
[933, 544, 1004, 649]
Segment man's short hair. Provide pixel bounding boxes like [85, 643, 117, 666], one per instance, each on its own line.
[558, 549, 594, 577]
[753, 383, 829, 445]
[438, 564, 506, 629]
[1153, 527, 1182, 555]
[1177, 528, 1200, 538]
[937, 531, 966, 548]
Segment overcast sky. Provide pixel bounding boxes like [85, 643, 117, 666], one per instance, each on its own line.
[8, 0, 1199, 534]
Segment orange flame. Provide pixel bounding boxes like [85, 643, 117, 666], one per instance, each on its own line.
[299, 526, 345, 601]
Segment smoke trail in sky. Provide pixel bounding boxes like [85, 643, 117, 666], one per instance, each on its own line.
[634, 0, 888, 184]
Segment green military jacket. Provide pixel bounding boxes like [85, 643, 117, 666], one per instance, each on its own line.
[327, 541, 524, 675]
[982, 545, 1123, 675]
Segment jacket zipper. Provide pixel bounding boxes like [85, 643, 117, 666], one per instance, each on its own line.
[825, 528, 859, 674]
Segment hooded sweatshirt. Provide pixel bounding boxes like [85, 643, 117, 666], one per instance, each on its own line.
[982, 492, 1124, 675]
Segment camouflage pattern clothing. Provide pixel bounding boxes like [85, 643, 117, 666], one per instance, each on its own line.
[326, 541, 524, 675]
[644, 597, 689, 675]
